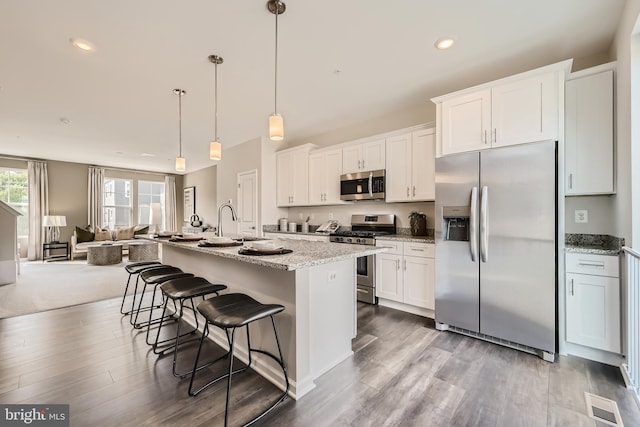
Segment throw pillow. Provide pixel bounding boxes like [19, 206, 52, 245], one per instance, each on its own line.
[134, 225, 149, 236]
[115, 225, 136, 240]
[75, 226, 95, 243]
[94, 227, 112, 241]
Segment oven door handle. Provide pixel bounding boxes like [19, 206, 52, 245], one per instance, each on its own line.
[368, 172, 373, 198]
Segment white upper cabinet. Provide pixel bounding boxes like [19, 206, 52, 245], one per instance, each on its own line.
[434, 60, 570, 157]
[308, 148, 343, 205]
[565, 67, 615, 195]
[441, 89, 492, 155]
[386, 129, 435, 202]
[342, 138, 385, 173]
[276, 144, 314, 207]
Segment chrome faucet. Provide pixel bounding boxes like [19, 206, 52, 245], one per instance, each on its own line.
[217, 200, 238, 237]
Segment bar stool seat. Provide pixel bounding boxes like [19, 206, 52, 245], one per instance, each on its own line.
[152, 276, 227, 377]
[120, 261, 163, 315]
[189, 293, 289, 427]
[131, 266, 194, 329]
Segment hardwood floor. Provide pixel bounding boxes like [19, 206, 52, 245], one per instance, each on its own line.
[1, 299, 638, 426]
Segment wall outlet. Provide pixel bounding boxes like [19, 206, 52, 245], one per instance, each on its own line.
[575, 210, 589, 223]
[328, 271, 337, 282]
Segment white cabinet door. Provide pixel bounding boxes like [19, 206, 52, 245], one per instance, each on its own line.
[342, 139, 386, 173]
[308, 148, 342, 205]
[276, 151, 293, 206]
[362, 138, 386, 171]
[308, 152, 324, 205]
[491, 73, 558, 148]
[342, 145, 363, 174]
[411, 129, 436, 201]
[403, 255, 434, 309]
[441, 89, 491, 155]
[376, 253, 402, 302]
[291, 149, 309, 205]
[276, 147, 310, 206]
[565, 69, 614, 195]
[323, 148, 343, 204]
[385, 133, 411, 202]
[566, 272, 620, 353]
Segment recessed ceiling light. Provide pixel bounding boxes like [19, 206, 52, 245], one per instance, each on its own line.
[141, 153, 155, 157]
[435, 37, 455, 50]
[59, 117, 70, 125]
[69, 38, 96, 53]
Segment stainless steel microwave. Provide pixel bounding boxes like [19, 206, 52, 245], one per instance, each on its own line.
[340, 170, 385, 201]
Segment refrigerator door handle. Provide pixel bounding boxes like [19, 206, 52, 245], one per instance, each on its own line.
[480, 185, 489, 263]
[469, 187, 478, 262]
[368, 172, 373, 198]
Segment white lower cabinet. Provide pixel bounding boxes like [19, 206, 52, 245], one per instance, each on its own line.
[565, 253, 620, 353]
[375, 240, 434, 310]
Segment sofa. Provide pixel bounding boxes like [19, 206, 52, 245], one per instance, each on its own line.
[71, 225, 149, 260]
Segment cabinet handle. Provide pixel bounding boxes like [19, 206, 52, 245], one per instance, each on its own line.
[396, 259, 400, 270]
[403, 259, 407, 271]
[406, 187, 410, 197]
[493, 128, 497, 143]
[411, 248, 425, 252]
[577, 261, 605, 268]
[358, 160, 362, 169]
[412, 186, 416, 197]
[569, 173, 573, 189]
[483, 130, 487, 144]
[362, 160, 365, 169]
[570, 278, 574, 296]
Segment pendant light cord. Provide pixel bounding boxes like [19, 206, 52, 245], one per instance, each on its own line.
[178, 90, 183, 157]
[214, 61, 218, 140]
[274, 0, 279, 114]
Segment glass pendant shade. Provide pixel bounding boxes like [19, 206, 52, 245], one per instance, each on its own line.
[175, 156, 186, 172]
[209, 140, 222, 160]
[269, 113, 284, 141]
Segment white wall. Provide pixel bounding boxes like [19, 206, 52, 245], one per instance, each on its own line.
[182, 165, 217, 227]
[611, 0, 640, 246]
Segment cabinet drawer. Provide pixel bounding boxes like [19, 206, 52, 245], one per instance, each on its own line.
[376, 239, 402, 255]
[403, 242, 434, 258]
[566, 253, 619, 278]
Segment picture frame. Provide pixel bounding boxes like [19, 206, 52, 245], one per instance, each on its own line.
[183, 187, 195, 221]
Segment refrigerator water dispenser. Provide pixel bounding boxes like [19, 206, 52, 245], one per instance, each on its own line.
[443, 206, 470, 242]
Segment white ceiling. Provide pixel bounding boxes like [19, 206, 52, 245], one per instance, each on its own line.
[0, 0, 626, 174]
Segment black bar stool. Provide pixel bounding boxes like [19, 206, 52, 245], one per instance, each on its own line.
[188, 293, 289, 427]
[131, 266, 194, 329]
[120, 261, 163, 315]
[151, 276, 227, 377]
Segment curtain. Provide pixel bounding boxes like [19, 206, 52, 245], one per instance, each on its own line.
[27, 161, 49, 260]
[165, 175, 177, 232]
[88, 166, 104, 229]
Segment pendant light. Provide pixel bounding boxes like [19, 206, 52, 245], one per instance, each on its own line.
[267, 0, 286, 141]
[209, 55, 223, 160]
[174, 88, 186, 172]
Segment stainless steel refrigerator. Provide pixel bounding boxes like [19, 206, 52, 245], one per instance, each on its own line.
[435, 140, 556, 359]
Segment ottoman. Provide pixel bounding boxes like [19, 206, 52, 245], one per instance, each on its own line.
[128, 242, 159, 262]
[87, 244, 123, 265]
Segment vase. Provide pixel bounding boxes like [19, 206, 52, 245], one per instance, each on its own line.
[410, 216, 427, 236]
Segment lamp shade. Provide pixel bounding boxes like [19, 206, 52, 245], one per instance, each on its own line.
[269, 113, 284, 141]
[209, 140, 222, 160]
[175, 156, 186, 172]
[42, 215, 67, 227]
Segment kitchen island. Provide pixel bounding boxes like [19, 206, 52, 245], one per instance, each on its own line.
[149, 236, 387, 399]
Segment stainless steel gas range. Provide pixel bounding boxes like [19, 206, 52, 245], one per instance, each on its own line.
[329, 214, 396, 304]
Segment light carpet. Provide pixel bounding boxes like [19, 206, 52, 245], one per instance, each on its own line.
[0, 259, 132, 319]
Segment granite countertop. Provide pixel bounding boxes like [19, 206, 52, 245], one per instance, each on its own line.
[565, 234, 624, 256]
[148, 236, 387, 271]
[376, 234, 435, 244]
[263, 230, 331, 237]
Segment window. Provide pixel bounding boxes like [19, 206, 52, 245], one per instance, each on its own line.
[138, 180, 165, 229]
[103, 178, 132, 228]
[0, 168, 29, 237]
